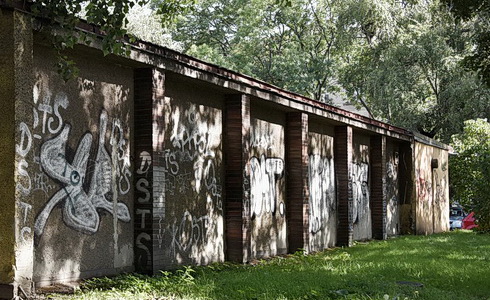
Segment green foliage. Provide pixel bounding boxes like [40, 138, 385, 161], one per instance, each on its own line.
[49, 232, 490, 300]
[172, 0, 490, 141]
[450, 118, 490, 231]
[442, 0, 490, 87]
[22, 0, 490, 141]
[173, 0, 347, 101]
[338, 0, 490, 142]
[125, 2, 184, 50]
[27, 0, 193, 81]
[151, 0, 196, 27]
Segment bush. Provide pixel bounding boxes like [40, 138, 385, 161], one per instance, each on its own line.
[450, 118, 490, 231]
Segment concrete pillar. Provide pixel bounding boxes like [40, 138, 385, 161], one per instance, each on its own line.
[334, 126, 353, 247]
[224, 94, 251, 263]
[370, 135, 387, 240]
[133, 68, 166, 274]
[286, 112, 309, 253]
[0, 7, 34, 298]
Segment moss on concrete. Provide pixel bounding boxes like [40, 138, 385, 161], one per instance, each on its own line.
[0, 8, 17, 284]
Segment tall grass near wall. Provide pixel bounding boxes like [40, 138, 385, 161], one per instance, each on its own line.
[49, 231, 490, 300]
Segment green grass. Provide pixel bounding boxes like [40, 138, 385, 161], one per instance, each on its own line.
[48, 231, 490, 300]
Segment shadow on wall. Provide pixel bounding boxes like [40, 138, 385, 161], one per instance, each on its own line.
[308, 132, 337, 251]
[150, 88, 224, 268]
[415, 143, 449, 234]
[249, 118, 287, 258]
[386, 147, 400, 236]
[17, 68, 133, 284]
[352, 143, 371, 241]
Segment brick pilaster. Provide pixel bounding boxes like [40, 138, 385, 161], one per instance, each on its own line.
[335, 126, 353, 247]
[286, 112, 309, 252]
[399, 142, 414, 234]
[370, 135, 387, 240]
[224, 94, 251, 263]
[133, 68, 165, 273]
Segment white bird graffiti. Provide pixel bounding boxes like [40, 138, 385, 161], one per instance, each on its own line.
[34, 110, 130, 238]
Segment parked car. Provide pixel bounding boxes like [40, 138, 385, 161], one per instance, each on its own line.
[449, 204, 478, 230]
[462, 212, 478, 230]
[450, 205, 464, 230]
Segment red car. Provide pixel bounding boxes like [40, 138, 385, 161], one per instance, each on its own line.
[462, 212, 478, 230]
[450, 205, 478, 230]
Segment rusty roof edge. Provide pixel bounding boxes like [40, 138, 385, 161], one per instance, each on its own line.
[413, 132, 449, 150]
[131, 41, 414, 138]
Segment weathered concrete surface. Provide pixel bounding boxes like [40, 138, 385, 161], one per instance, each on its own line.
[352, 133, 372, 241]
[155, 75, 225, 268]
[13, 9, 35, 294]
[0, 8, 35, 298]
[414, 141, 449, 235]
[386, 140, 400, 236]
[308, 123, 336, 251]
[29, 44, 134, 286]
[249, 103, 287, 258]
[0, 8, 17, 286]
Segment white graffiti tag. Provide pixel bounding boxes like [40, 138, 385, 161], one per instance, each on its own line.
[249, 155, 284, 217]
[169, 211, 211, 255]
[352, 162, 369, 224]
[308, 155, 335, 233]
[34, 111, 130, 237]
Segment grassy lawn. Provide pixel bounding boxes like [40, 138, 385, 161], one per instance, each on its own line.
[48, 231, 490, 300]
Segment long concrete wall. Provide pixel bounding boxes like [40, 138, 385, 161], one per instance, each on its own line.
[0, 7, 450, 297]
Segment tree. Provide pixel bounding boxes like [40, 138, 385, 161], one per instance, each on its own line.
[172, 0, 490, 142]
[124, 2, 184, 50]
[173, 0, 348, 101]
[450, 118, 490, 231]
[24, 0, 193, 80]
[442, 0, 490, 86]
[337, 0, 490, 142]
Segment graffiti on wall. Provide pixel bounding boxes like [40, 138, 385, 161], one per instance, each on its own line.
[416, 168, 431, 203]
[16, 122, 33, 195]
[111, 119, 132, 196]
[163, 107, 222, 210]
[15, 90, 71, 241]
[249, 155, 285, 217]
[250, 129, 273, 150]
[433, 172, 446, 206]
[352, 162, 369, 223]
[169, 211, 213, 255]
[18, 201, 33, 243]
[135, 151, 152, 203]
[387, 161, 398, 204]
[134, 150, 153, 271]
[16, 85, 133, 240]
[308, 154, 335, 234]
[386, 160, 399, 234]
[34, 111, 131, 237]
[152, 104, 223, 262]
